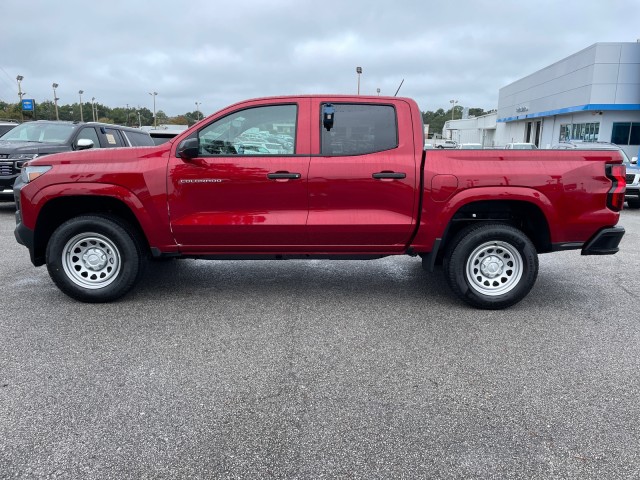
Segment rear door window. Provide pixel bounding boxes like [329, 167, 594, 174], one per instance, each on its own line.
[101, 128, 126, 148]
[320, 104, 398, 155]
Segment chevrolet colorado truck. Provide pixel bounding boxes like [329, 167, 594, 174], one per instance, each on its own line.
[13, 95, 626, 309]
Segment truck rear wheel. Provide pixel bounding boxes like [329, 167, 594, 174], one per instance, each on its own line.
[46, 215, 146, 302]
[443, 224, 538, 309]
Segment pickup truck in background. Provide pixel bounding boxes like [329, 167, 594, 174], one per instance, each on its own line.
[1, 121, 154, 200]
[13, 95, 626, 309]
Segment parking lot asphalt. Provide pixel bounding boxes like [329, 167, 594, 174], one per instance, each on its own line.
[1, 201, 639, 479]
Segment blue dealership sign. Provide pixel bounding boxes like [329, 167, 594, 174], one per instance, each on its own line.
[22, 99, 35, 111]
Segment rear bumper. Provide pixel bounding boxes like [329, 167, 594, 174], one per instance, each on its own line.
[581, 226, 625, 255]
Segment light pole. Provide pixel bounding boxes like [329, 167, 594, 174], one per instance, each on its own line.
[52, 83, 60, 121]
[126, 103, 130, 126]
[91, 97, 96, 122]
[149, 91, 158, 128]
[137, 110, 142, 128]
[450, 99, 458, 121]
[356, 67, 362, 95]
[16, 75, 25, 102]
[78, 90, 84, 122]
[195, 101, 201, 121]
[16, 75, 24, 121]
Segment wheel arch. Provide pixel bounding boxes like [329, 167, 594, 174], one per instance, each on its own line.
[435, 199, 552, 265]
[32, 195, 150, 266]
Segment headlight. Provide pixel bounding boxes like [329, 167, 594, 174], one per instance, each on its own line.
[21, 165, 51, 183]
[8, 153, 39, 160]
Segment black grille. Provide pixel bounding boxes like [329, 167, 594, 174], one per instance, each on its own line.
[0, 162, 15, 176]
[626, 174, 636, 184]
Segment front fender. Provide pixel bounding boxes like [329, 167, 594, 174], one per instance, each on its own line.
[20, 182, 176, 251]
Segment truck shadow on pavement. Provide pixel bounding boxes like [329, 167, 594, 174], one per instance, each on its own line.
[134, 257, 459, 306]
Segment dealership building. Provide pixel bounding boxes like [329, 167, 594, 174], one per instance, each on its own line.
[444, 41, 640, 158]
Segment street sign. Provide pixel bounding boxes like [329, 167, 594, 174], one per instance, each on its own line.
[21, 99, 35, 111]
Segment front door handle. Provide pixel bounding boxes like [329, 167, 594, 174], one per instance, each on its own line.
[267, 171, 301, 180]
[372, 171, 406, 179]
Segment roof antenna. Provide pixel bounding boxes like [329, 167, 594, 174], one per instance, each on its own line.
[394, 79, 405, 97]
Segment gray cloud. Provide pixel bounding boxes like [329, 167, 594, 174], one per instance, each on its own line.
[1, 0, 637, 117]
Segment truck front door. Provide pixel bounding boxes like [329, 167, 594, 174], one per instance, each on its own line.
[168, 101, 310, 251]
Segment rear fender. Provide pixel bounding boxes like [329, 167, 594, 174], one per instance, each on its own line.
[411, 186, 557, 250]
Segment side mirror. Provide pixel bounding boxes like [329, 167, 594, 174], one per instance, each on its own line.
[632, 157, 638, 165]
[322, 104, 335, 131]
[76, 138, 95, 151]
[176, 137, 199, 160]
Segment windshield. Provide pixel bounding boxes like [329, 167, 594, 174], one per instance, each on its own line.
[0, 122, 77, 144]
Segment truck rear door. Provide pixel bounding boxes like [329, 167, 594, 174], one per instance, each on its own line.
[306, 99, 419, 251]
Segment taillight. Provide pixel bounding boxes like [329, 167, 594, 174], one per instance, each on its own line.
[606, 164, 626, 211]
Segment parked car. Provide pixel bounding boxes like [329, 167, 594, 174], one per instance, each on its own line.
[0, 119, 19, 137]
[435, 140, 458, 149]
[148, 127, 188, 145]
[504, 143, 537, 149]
[13, 94, 625, 309]
[553, 141, 639, 208]
[0, 121, 154, 201]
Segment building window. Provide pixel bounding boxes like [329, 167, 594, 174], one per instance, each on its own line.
[611, 122, 640, 145]
[559, 122, 600, 142]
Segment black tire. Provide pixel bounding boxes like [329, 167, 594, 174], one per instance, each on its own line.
[46, 215, 147, 302]
[443, 224, 538, 309]
[627, 197, 640, 209]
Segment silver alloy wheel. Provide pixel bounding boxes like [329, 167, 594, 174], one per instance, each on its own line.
[61, 232, 122, 289]
[466, 240, 523, 296]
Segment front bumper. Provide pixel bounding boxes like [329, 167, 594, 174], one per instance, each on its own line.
[581, 226, 625, 255]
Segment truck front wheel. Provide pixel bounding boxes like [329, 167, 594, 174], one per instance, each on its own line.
[443, 224, 538, 309]
[46, 215, 146, 302]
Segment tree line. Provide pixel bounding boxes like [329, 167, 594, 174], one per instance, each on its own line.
[0, 100, 202, 127]
[1, 99, 491, 132]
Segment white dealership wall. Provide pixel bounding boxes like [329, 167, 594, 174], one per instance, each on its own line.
[444, 42, 640, 157]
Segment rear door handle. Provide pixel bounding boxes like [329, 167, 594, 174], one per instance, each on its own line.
[267, 171, 301, 180]
[372, 171, 406, 179]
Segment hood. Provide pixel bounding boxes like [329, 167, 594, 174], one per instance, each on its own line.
[27, 144, 171, 168]
[0, 140, 70, 156]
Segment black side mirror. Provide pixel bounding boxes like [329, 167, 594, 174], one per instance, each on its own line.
[176, 137, 199, 160]
[322, 104, 335, 131]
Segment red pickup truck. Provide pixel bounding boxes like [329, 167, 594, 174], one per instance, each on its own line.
[13, 95, 625, 309]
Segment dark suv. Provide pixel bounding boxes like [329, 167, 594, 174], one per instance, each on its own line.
[0, 121, 154, 200]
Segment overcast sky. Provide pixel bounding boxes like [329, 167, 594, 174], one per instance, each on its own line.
[1, 0, 637, 117]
